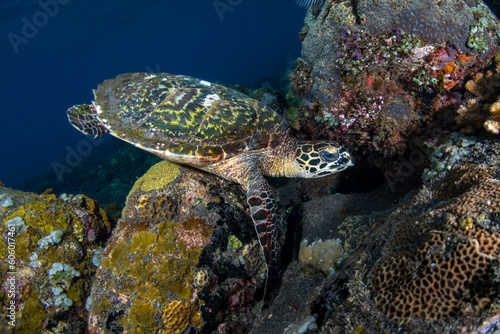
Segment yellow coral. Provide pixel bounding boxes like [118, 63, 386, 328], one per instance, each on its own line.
[127, 192, 176, 221]
[159, 300, 203, 334]
[192, 269, 210, 288]
[485, 100, 500, 133]
[128, 161, 181, 195]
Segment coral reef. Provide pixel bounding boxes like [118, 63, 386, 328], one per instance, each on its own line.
[457, 63, 500, 134]
[364, 136, 500, 323]
[290, 0, 500, 155]
[0, 188, 110, 333]
[87, 161, 269, 333]
[257, 137, 500, 333]
[295, 0, 325, 8]
[369, 178, 500, 320]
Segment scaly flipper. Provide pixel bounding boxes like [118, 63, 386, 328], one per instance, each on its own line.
[244, 171, 279, 268]
[67, 104, 108, 137]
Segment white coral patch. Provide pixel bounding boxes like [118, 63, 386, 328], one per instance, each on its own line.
[95, 105, 103, 114]
[298, 238, 344, 274]
[144, 74, 156, 80]
[200, 80, 211, 86]
[203, 93, 220, 107]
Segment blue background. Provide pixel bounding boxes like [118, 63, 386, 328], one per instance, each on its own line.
[0, 0, 306, 188]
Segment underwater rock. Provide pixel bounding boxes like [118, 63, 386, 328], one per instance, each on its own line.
[457, 63, 500, 134]
[87, 161, 270, 334]
[247, 135, 500, 333]
[249, 261, 324, 334]
[291, 0, 500, 155]
[0, 189, 110, 333]
[249, 184, 402, 332]
[309, 137, 500, 332]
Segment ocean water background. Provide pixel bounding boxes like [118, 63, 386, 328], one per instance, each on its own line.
[0, 0, 305, 190]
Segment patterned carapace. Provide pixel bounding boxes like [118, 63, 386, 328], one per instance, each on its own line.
[67, 72, 353, 273]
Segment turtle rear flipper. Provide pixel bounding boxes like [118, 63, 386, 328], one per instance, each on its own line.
[67, 104, 108, 137]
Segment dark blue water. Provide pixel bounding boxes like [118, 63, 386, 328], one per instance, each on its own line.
[0, 0, 305, 189]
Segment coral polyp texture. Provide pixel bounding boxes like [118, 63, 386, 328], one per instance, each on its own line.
[369, 176, 500, 321]
[159, 300, 203, 334]
[457, 63, 500, 134]
[87, 161, 269, 334]
[0, 188, 110, 333]
[291, 0, 500, 155]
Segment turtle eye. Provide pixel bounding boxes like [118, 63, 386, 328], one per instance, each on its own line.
[320, 150, 339, 162]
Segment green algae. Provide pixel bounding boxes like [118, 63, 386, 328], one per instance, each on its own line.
[17, 292, 46, 334]
[101, 220, 200, 300]
[98, 219, 206, 332]
[0, 189, 109, 333]
[126, 299, 158, 331]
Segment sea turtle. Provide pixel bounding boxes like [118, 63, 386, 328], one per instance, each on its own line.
[67, 72, 353, 268]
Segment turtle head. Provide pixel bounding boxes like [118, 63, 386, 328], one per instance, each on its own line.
[295, 141, 354, 178]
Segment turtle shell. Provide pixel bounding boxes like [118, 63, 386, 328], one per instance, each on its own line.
[93, 73, 287, 165]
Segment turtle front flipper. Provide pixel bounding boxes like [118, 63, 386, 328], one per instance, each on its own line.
[67, 104, 108, 137]
[245, 172, 280, 269]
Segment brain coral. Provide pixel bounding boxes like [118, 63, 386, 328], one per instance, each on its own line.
[369, 177, 500, 321]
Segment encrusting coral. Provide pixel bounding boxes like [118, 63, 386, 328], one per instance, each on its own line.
[0, 188, 110, 333]
[456, 63, 500, 134]
[290, 0, 500, 157]
[87, 161, 269, 334]
[369, 174, 500, 321]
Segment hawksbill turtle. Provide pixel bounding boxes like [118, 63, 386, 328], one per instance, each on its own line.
[67, 72, 353, 268]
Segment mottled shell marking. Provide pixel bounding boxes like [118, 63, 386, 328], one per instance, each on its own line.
[93, 73, 286, 163]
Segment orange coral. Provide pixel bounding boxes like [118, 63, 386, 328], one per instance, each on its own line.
[159, 300, 203, 334]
